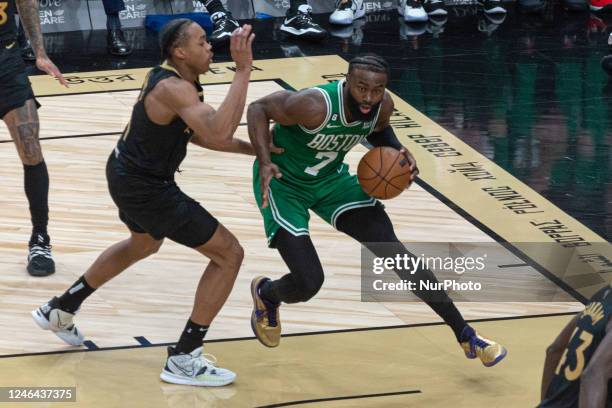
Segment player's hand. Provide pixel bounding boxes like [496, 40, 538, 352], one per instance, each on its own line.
[259, 162, 282, 209]
[230, 24, 255, 71]
[36, 55, 68, 87]
[400, 147, 419, 181]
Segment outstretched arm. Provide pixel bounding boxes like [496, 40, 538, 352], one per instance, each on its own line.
[246, 89, 326, 207]
[580, 318, 612, 408]
[166, 25, 255, 151]
[16, 0, 67, 86]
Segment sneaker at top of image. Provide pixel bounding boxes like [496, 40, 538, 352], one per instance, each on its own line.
[281, 4, 328, 40]
[210, 11, 240, 46]
[477, 0, 507, 14]
[330, 0, 366, 25]
[399, 0, 429, 22]
[424, 0, 448, 16]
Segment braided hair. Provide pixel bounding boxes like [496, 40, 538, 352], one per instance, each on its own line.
[348, 54, 390, 77]
[159, 18, 194, 61]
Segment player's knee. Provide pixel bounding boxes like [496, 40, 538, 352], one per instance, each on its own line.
[217, 239, 244, 272]
[294, 268, 324, 301]
[229, 241, 245, 270]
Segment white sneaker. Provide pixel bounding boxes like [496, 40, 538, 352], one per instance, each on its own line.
[329, 0, 365, 25]
[160, 346, 236, 387]
[32, 298, 84, 346]
[399, 0, 428, 22]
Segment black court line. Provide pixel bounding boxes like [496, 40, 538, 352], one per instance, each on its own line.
[0, 311, 577, 360]
[0, 123, 249, 144]
[255, 390, 422, 408]
[498, 263, 530, 269]
[36, 78, 282, 98]
[415, 178, 588, 304]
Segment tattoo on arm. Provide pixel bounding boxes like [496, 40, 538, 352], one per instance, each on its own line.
[16, 0, 45, 57]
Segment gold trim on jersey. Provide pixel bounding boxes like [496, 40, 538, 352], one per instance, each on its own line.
[582, 302, 605, 326]
[160, 60, 182, 78]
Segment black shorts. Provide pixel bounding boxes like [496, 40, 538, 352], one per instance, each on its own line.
[106, 151, 219, 248]
[0, 41, 39, 119]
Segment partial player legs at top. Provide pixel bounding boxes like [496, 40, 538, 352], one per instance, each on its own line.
[3, 99, 54, 276]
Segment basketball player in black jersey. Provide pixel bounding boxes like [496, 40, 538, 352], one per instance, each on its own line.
[1, 0, 67, 276]
[539, 283, 612, 408]
[32, 19, 257, 387]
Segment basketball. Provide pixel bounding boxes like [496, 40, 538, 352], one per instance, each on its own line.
[357, 147, 413, 199]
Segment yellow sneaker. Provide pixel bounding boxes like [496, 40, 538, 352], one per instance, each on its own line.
[460, 326, 507, 367]
[250, 276, 281, 347]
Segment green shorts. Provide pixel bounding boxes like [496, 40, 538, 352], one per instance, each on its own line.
[253, 160, 378, 246]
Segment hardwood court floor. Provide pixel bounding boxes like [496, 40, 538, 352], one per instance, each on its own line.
[0, 314, 577, 407]
[0, 56, 603, 407]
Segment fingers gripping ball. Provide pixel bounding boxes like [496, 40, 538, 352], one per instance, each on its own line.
[357, 147, 413, 199]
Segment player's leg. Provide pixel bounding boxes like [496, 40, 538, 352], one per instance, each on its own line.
[336, 203, 507, 367]
[161, 203, 241, 386]
[250, 161, 318, 347]
[3, 99, 54, 276]
[251, 228, 325, 347]
[32, 228, 164, 346]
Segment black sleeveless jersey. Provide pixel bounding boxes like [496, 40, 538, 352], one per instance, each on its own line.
[539, 284, 612, 408]
[0, 0, 17, 43]
[115, 62, 203, 180]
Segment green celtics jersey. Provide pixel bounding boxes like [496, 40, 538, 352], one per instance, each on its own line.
[271, 80, 382, 180]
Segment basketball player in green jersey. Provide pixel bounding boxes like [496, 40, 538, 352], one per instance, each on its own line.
[247, 54, 507, 367]
[539, 283, 612, 407]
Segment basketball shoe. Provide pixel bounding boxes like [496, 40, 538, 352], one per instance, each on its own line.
[160, 346, 236, 386]
[32, 297, 84, 346]
[424, 0, 447, 16]
[460, 326, 507, 367]
[330, 0, 366, 25]
[250, 276, 281, 347]
[209, 12, 240, 46]
[399, 0, 428, 22]
[27, 233, 55, 276]
[281, 4, 328, 40]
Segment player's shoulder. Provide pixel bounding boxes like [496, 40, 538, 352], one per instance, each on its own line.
[284, 88, 327, 114]
[153, 76, 198, 105]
